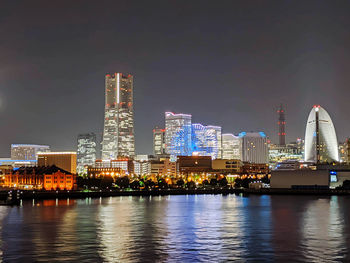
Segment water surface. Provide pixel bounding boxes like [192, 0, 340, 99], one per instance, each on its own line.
[1, 194, 350, 262]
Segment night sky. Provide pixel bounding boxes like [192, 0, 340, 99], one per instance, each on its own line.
[1, 0, 350, 156]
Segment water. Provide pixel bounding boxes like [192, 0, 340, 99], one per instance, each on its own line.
[0, 194, 350, 262]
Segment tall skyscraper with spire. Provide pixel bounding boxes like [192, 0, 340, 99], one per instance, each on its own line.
[101, 73, 135, 159]
[277, 104, 286, 146]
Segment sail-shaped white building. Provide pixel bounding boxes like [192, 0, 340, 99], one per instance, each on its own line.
[304, 105, 339, 163]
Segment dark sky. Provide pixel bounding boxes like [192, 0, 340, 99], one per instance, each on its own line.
[1, 0, 350, 156]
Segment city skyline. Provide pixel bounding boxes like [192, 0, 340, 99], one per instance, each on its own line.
[2, 1, 350, 156]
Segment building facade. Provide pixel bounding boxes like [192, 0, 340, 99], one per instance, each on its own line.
[165, 112, 192, 158]
[37, 152, 77, 174]
[102, 73, 135, 160]
[153, 128, 166, 155]
[240, 132, 268, 164]
[222, 133, 241, 160]
[191, 124, 222, 159]
[2, 166, 75, 190]
[77, 133, 97, 174]
[304, 105, 339, 163]
[11, 144, 50, 160]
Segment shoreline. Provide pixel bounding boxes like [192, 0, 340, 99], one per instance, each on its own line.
[2, 188, 350, 201]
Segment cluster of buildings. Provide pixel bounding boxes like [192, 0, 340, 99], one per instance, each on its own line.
[1, 72, 350, 191]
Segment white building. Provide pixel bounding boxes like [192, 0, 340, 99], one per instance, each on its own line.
[77, 133, 97, 174]
[11, 144, 50, 161]
[240, 132, 268, 164]
[304, 105, 339, 163]
[101, 73, 135, 159]
[222, 133, 241, 160]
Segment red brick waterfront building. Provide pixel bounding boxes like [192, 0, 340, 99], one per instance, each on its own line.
[2, 166, 76, 190]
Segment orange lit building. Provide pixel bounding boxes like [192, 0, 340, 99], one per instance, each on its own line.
[241, 162, 269, 176]
[2, 166, 76, 190]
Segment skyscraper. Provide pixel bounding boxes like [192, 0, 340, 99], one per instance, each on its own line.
[277, 104, 286, 146]
[102, 73, 135, 160]
[165, 112, 192, 157]
[222, 133, 241, 159]
[77, 133, 97, 174]
[153, 127, 166, 155]
[304, 105, 339, 163]
[192, 124, 222, 159]
[240, 132, 269, 164]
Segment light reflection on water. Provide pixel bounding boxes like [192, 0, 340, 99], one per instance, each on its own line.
[0, 195, 350, 262]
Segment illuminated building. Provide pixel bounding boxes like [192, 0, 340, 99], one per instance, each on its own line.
[101, 73, 135, 160]
[242, 162, 269, 175]
[77, 133, 97, 174]
[191, 124, 222, 159]
[0, 158, 37, 168]
[153, 127, 166, 155]
[165, 112, 192, 158]
[11, 144, 50, 160]
[240, 132, 268, 164]
[2, 165, 75, 190]
[347, 138, 350, 164]
[222, 133, 241, 160]
[304, 105, 339, 163]
[211, 159, 242, 174]
[134, 160, 151, 176]
[339, 141, 347, 163]
[177, 156, 212, 174]
[269, 142, 303, 168]
[150, 158, 177, 177]
[87, 166, 124, 178]
[94, 158, 134, 175]
[37, 152, 77, 174]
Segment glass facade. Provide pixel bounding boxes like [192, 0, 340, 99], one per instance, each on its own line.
[102, 73, 135, 159]
[11, 144, 50, 161]
[77, 133, 97, 174]
[222, 133, 241, 160]
[153, 128, 165, 155]
[165, 112, 192, 158]
[192, 124, 222, 159]
[304, 105, 339, 163]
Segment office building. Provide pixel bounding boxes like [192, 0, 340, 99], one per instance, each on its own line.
[101, 73, 135, 160]
[165, 112, 192, 157]
[222, 133, 241, 160]
[150, 158, 177, 177]
[153, 128, 166, 155]
[11, 144, 50, 160]
[192, 124, 222, 159]
[304, 105, 339, 163]
[37, 152, 77, 174]
[77, 133, 97, 174]
[240, 132, 268, 164]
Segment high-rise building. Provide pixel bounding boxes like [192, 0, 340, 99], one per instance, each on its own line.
[304, 105, 339, 163]
[165, 112, 192, 158]
[77, 133, 97, 174]
[153, 128, 166, 155]
[277, 105, 286, 146]
[192, 124, 222, 159]
[11, 144, 50, 160]
[101, 73, 135, 160]
[222, 133, 241, 159]
[240, 132, 268, 164]
[37, 152, 77, 174]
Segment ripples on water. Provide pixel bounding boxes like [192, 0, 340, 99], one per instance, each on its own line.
[1, 195, 350, 262]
